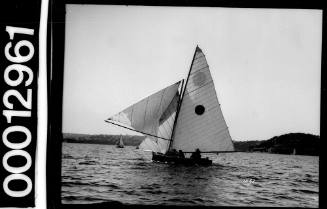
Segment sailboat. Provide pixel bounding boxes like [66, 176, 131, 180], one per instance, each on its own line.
[106, 46, 234, 165]
[116, 135, 124, 148]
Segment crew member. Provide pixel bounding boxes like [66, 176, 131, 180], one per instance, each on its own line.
[178, 150, 185, 158]
[190, 148, 201, 160]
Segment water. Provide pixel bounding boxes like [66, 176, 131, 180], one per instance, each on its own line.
[62, 142, 318, 207]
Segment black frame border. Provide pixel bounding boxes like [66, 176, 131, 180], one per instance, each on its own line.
[47, 1, 326, 209]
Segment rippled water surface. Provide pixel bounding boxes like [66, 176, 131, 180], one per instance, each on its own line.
[62, 142, 318, 207]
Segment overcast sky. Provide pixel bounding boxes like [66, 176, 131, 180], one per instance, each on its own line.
[62, 5, 321, 141]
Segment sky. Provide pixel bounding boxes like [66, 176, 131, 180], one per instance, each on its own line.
[62, 5, 321, 141]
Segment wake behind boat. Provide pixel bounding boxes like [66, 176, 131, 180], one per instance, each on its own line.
[106, 46, 235, 165]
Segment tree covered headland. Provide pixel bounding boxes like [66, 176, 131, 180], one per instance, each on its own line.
[233, 133, 319, 156]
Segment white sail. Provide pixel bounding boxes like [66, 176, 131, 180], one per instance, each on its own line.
[107, 81, 182, 153]
[138, 90, 180, 154]
[139, 137, 161, 152]
[119, 135, 124, 146]
[171, 46, 234, 152]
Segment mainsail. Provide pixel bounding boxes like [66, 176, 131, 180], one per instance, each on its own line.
[170, 46, 234, 152]
[106, 81, 182, 154]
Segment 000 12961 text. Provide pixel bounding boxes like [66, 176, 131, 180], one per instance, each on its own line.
[2, 26, 35, 198]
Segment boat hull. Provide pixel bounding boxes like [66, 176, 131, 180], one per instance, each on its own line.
[116, 145, 124, 148]
[152, 152, 212, 166]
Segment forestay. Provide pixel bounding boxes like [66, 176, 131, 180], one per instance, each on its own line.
[171, 46, 234, 152]
[107, 81, 182, 154]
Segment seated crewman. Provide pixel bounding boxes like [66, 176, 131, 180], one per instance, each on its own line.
[178, 150, 185, 158]
[190, 148, 201, 160]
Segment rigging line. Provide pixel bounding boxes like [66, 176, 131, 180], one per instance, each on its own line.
[105, 120, 171, 141]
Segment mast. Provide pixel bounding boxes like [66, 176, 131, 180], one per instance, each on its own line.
[168, 46, 199, 151]
[167, 79, 184, 151]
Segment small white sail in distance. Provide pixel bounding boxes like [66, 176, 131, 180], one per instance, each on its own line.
[106, 81, 182, 154]
[119, 135, 124, 146]
[170, 46, 234, 153]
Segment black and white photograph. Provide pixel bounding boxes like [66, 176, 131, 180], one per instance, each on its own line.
[60, 5, 321, 207]
[0, 0, 46, 207]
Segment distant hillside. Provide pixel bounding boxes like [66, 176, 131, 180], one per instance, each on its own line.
[63, 132, 319, 156]
[233, 140, 261, 152]
[234, 133, 319, 156]
[62, 133, 145, 146]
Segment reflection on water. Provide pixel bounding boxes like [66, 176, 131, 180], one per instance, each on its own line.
[62, 143, 318, 207]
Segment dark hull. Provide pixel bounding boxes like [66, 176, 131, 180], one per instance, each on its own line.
[116, 145, 124, 148]
[152, 152, 212, 166]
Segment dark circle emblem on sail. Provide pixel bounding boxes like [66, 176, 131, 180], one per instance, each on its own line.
[195, 105, 205, 115]
[192, 71, 206, 87]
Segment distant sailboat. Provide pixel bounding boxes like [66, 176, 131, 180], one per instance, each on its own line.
[106, 46, 234, 165]
[116, 135, 124, 148]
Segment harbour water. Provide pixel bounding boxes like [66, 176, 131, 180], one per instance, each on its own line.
[62, 142, 318, 207]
